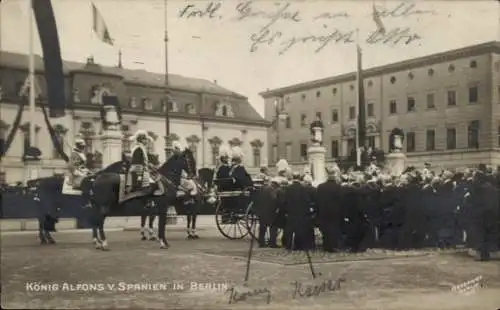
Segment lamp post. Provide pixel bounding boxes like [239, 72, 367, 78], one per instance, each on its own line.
[273, 95, 287, 162]
[163, 0, 172, 160]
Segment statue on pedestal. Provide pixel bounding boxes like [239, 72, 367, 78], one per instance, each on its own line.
[309, 116, 324, 146]
[389, 128, 405, 153]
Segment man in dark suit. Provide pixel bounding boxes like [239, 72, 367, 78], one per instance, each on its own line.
[253, 179, 280, 247]
[316, 167, 343, 252]
[281, 172, 315, 251]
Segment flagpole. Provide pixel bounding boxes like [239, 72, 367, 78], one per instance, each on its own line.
[164, 0, 172, 160]
[355, 29, 361, 167]
[27, 0, 37, 180]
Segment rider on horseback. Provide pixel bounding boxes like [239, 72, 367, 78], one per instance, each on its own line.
[127, 130, 155, 194]
[68, 137, 91, 190]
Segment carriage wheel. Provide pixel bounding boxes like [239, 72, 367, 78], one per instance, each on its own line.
[215, 199, 249, 240]
[243, 201, 259, 241]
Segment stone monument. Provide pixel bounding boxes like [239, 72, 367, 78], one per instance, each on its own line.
[307, 117, 326, 186]
[385, 128, 406, 176]
[99, 95, 122, 167]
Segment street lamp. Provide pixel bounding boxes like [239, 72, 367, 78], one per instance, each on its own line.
[273, 96, 288, 162]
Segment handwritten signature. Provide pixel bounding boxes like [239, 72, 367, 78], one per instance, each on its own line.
[226, 286, 272, 304]
[291, 276, 345, 298]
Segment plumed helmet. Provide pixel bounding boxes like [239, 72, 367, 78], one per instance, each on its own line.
[172, 140, 183, 151]
[74, 137, 85, 146]
[276, 159, 290, 173]
[131, 130, 153, 143]
[231, 146, 244, 159]
[219, 145, 231, 158]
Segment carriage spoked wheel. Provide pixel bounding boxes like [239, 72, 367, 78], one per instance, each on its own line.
[243, 201, 259, 241]
[215, 199, 250, 240]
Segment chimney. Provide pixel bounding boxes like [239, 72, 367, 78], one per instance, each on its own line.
[86, 55, 94, 65]
[118, 49, 123, 68]
[213, 80, 217, 84]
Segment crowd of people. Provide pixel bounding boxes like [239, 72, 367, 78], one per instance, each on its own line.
[251, 160, 500, 261]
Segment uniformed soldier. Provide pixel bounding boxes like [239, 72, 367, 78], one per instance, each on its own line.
[127, 130, 154, 193]
[215, 145, 232, 191]
[229, 146, 253, 190]
[68, 137, 91, 189]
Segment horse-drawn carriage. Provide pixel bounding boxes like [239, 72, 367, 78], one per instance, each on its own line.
[205, 177, 265, 240]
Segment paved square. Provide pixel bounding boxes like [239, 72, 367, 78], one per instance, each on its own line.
[1, 228, 499, 309]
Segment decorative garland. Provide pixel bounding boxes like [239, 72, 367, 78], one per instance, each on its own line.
[0, 101, 26, 159]
[40, 101, 69, 162]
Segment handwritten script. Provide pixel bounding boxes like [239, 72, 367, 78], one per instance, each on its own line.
[178, 1, 436, 55]
[226, 286, 272, 304]
[291, 276, 345, 298]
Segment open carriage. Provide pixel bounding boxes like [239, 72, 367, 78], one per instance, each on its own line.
[208, 177, 265, 240]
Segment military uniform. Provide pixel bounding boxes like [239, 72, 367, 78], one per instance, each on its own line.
[68, 139, 90, 189]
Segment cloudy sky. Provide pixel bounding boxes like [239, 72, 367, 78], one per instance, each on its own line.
[1, 0, 498, 116]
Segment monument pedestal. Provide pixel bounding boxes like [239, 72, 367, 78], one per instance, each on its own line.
[101, 130, 123, 167]
[385, 151, 407, 176]
[307, 144, 326, 186]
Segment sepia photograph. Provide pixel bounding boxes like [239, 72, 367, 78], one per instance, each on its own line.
[0, 0, 499, 309]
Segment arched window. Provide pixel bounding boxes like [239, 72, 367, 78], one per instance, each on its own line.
[222, 105, 228, 116]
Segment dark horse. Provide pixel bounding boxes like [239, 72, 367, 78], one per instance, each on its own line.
[30, 149, 198, 250]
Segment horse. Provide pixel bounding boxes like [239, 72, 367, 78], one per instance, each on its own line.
[140, 198, 157, 241]
[29, 148, 197, 250]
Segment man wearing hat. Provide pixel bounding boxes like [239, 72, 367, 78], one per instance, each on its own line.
[215, 145, 232, 191]
[316, 165, 343, 252]
[127, 130, 154, 194]
[68, 136, 91, 189]
[281, 171, 315, 251]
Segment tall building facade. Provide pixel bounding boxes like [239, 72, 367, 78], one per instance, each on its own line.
[261, 41, 500, 169]
[0, 52, 269, 185]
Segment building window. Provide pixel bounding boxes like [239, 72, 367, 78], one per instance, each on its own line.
[407, 97, 416, 112]
[221, 105, 228, 116]
[468, 86, 478, 104]
[468, 120, 480, 149]
[331, 109, 339, 123]
[447, 90, 456, 106]
[300, 114, 307, 127]
[301, 94, 306, 100]
[349, 106, 356, 120]
[390, 76, 396, 84]
[446, 128, 456, 150]
[367, 136, 375, 149]
[53, 125, 67, 159]
[300, 143, 307, 161]
[498, 125, 500, 147]
[316, 111, 322, 120]
[252, 148, 261, 167]
[211, 144, 220, 165]
[316, 91, 321, 98]
[143, 97, 153, 110]
[122, 133, 131, 152]
[0, 171, 5, 186]
[347, 138, 355, 156]
[286, 96, 290, 103]
[426, 93, 435, 109]
[367, 80, 373, 87]
[408, 72, 414, 80]
[332, 87, 337, 95]
[272, 144, 278, 163]
[129, 97, 138, 108]
[285, 116, 291, 129]
[426, 129, 435, 151]
[331, 140, 339, 158]
[389, 100, 397, 114]
[470, 60, 477, 68]
[448, 64, 455, 72]
[406, 132, 415, 152]
[349, 84, 354, 91]
[367, 102, 374, 117]
[287, 143, 294, 161]
[428, 68, 434, 76]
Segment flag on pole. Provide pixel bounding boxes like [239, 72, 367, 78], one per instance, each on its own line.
[32, 0, 66, 118]
[92, 2, 114, 46]
[372, 4, 386, 34]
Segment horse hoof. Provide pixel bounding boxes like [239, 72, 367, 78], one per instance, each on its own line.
[141, 236, 147, 241]
[160, 241, 169, 249]
[193, 235, 199, 239]
[101, 246, 110, 251]
[187, 235, 194, 240]
[40, 240, 47, 245]
[48, 240, 56, 245]
[149, 237, 157, 241]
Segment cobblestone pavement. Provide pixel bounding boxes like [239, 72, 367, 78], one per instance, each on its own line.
[1, 228, 499, 310]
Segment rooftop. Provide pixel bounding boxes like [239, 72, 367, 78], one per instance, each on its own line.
[0, 51, 247, 98]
